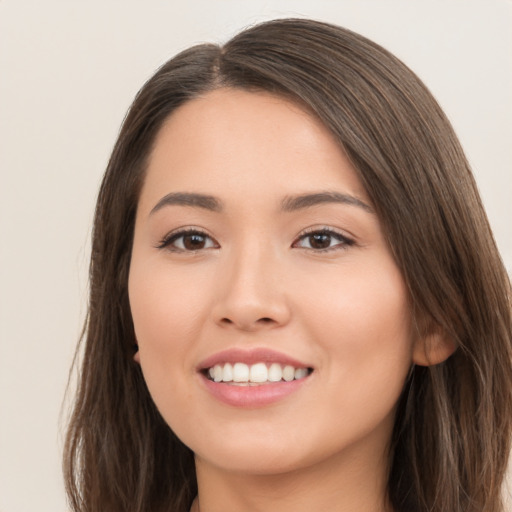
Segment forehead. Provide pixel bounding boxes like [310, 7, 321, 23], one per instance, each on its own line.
[140, 88, 368, 213]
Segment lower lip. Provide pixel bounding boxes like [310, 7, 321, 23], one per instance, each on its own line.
[200, 374, 310, 408]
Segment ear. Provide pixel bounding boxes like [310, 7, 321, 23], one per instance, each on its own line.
[412, 328, 457, 366]
[133, 344, 141, 364]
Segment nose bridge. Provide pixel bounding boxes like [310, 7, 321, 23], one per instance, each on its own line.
[213, 234, 290, 330]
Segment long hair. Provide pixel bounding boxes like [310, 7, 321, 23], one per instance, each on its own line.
[64, 18, 512, 512]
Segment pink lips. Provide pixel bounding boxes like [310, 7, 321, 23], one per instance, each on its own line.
[197, 347, 309, 370]
[197, 348, 313, 408]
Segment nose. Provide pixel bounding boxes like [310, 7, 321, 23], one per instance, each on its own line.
[211, 244, 292, 332]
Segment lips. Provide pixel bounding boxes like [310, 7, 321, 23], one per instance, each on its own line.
[197, 348, 314, 407]
[198, 347, 311, 370]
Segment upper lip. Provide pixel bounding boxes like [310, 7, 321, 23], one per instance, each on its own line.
[197, 348, 312, 371]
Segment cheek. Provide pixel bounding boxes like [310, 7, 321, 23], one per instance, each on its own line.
[130, 274, 192, 348]
[127, 260, 212, 409]
[299, 257, 413, 404]
[308, 254, 411, 345]
[129, 255, 213, 342]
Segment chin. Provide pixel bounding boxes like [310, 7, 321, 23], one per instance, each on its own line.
[195, 445, 310, 476]
[183, 424, 308, 475]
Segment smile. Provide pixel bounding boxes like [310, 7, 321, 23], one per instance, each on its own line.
[198, 348, 314, 407]
[206, 362, 312, 385]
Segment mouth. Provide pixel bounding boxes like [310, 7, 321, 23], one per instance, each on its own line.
[197, 348, 314, 407]
[203, 362, 313, 385]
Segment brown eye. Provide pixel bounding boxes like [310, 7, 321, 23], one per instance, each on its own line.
[308, 233, 331, 249]
[293, 229, 354, 252]
[182, 233, 207, 250]
[159, 230, 218, 252]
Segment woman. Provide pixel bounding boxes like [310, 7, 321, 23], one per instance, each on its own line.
[64, 18, 512, 512]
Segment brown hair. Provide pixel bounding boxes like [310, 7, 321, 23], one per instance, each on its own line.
[64, 18, 512, 512]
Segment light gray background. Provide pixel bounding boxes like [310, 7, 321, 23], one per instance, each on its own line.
[1, 1, 511, 511]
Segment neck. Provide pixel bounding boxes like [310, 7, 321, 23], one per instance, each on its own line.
[193, 442, 392, 512]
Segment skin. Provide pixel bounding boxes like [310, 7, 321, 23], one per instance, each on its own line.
[129, 88, 452, 512]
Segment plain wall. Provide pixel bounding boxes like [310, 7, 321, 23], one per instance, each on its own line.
[1, 1, 510, 511]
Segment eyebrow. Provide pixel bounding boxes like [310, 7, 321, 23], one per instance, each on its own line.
[150, 192, 223, 215]
[281, 191, 373, 213]
[149, 190, 373, 216]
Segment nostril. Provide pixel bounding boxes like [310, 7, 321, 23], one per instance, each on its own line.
[217, 315, 282, 330]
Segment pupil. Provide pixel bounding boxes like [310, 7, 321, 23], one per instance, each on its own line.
[310, 233, 330, 249]
[184, 234, 205, 250]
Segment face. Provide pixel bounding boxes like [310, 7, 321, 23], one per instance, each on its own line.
[129, 88, 417, 477]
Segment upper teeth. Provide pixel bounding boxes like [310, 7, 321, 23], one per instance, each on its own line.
[207, 362, 309, 384]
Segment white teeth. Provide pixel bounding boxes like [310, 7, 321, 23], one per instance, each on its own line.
[268, 363, 283, 382]
[282, 365, 295, 382]
[294, 368, 308, 380]
[249, 362, 268, 383]
[233, 362, 250, 382]
[223, 362, 233, 382]
[207, 362, 310, 384]
[213, 365, 223, 382]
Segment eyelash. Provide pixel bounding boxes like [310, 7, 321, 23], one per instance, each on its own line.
[157, 227, 355, 253]
[156, 228, 218, 252]
[292, 227, 355, 253]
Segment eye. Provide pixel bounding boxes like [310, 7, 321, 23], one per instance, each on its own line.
[293, 228, 354, 252]
[157, 229, 219, 252]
